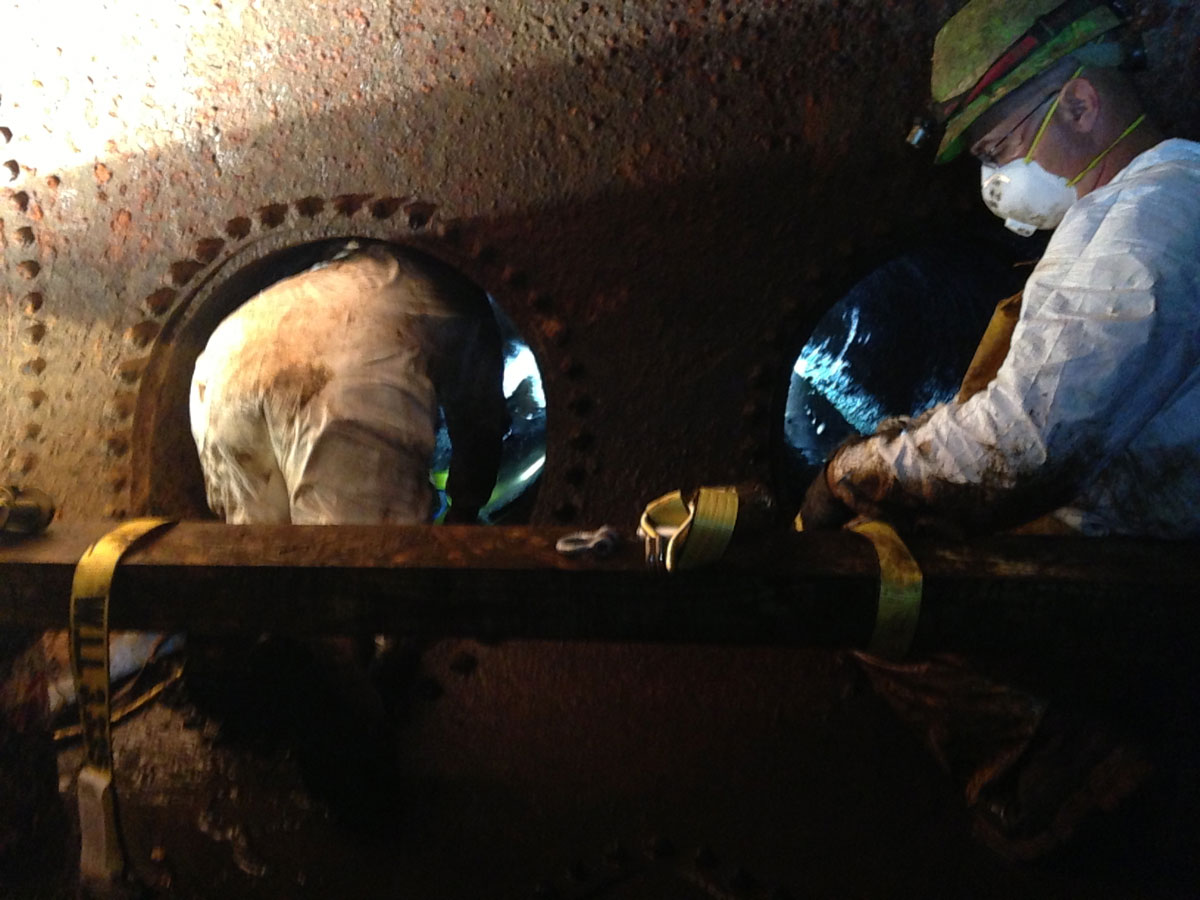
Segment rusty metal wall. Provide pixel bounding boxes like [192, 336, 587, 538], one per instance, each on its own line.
[3, 1, 1200, 895]
[3, 0, 1197, 525]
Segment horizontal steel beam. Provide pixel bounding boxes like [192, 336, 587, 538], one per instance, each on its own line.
[0, 522, 1196, 656]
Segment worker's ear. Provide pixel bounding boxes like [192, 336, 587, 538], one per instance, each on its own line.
[1059, 76, 1101, 135]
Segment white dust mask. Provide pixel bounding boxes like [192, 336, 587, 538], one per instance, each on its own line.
[980, 158, 1076, 236]
[979, 72, 1146, 237]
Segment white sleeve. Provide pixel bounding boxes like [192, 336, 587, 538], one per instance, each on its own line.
[828, 232, 1194, 531]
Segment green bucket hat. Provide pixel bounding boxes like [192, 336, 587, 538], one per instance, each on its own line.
[927, 0, 1129, 163]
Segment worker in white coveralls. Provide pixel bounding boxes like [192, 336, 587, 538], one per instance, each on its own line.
[191, 241, 509, 526]
[799, 0, 1200, 859]
[188, 241, 509, 824]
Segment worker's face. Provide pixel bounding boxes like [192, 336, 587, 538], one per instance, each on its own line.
[969, 88, 1066, 171]
[968, 82, 1080, 235]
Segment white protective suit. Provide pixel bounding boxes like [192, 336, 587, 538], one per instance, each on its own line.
[190, 244, 509, 525]
[828, 139, 1200, 538]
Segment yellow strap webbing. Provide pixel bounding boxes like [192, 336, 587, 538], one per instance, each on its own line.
[848, 519, 923, 660]
[640, 486, 739, 572]
[69, 517, 175, 883]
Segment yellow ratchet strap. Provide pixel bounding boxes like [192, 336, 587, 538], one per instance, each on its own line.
[847, 519, 923, 660]
[69, 517, 175, 883]
[639, 486, 739, 572]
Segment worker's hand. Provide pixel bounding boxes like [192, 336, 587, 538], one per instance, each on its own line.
[797, 466, 854, 531]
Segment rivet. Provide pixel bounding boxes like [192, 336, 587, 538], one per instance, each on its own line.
[369, 196, 402, 219]
[23, 422, 41, 440]
[501, 266, 528, 288]
[538, 317, 569, 346]
[332, 193, 370, 217]
[194, 237, 225, 263]
[23, 292, 43, 314]
[17, 454, 37, 474]
[404, 201, 436, 230]
[107, 392, 136, 421]
[567, 394, 593, 416]
[116, 357, 148, 383]
[16, 225, 34, 246]
[107, 471, 129, 493]
[741, 400, 766, 423]
[169, 259, 205, 286]
[45, 175, 60, 189]
[145, 287, 177, 316]
[224, 216, 252, 240]
[3, 159, 19, 181]
[23, 389, 46, 410]
[11, 190, 29, 212]
[23, 322, 46, 344]
[125, 321, 161, 349]
[0, 127, 11, 143]
[20, 357, 46, 376]
[256, 203, 289, 228]
[294, 196, 324, 217]
[105, 432, 131, 457]
[567, 429, 595, 452]
[17, 260, 40, 279]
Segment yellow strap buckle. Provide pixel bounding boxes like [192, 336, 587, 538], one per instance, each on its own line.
[639, 486, 739, 572]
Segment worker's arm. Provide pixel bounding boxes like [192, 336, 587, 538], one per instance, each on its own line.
[821, 237, 1197, 535]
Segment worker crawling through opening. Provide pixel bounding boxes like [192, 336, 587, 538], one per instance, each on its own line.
[792, 0, 1200, 861]
[184, 240, 510, 822]
[190, 240, 510, 527]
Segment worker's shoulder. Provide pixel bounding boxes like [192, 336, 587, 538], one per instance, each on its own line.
[1097, 140, 1200, 213]
[319, 245, 491, 318]
[1061, 140, 1200, 257]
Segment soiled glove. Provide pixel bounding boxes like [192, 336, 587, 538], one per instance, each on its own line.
[797, 465, 854, 531]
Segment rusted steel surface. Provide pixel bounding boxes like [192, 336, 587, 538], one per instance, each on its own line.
[1, 4, 1198, 895]
[1, 523, 1195, 654]
[3, 1, 1197, 528]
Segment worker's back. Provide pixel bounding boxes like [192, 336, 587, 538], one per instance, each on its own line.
[190, 244, 508, 525]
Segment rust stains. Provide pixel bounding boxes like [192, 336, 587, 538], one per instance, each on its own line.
[270, 362, 333, 410]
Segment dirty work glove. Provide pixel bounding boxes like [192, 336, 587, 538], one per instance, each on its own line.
[797, 465, 854, 531]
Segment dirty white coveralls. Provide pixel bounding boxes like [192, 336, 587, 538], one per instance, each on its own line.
[829, 139, 1200, 538]
[190, 245, 508, 524]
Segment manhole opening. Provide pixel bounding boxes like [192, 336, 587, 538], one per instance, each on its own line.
[156, 237, 546, 523]
[778, 229, 1044, 509]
